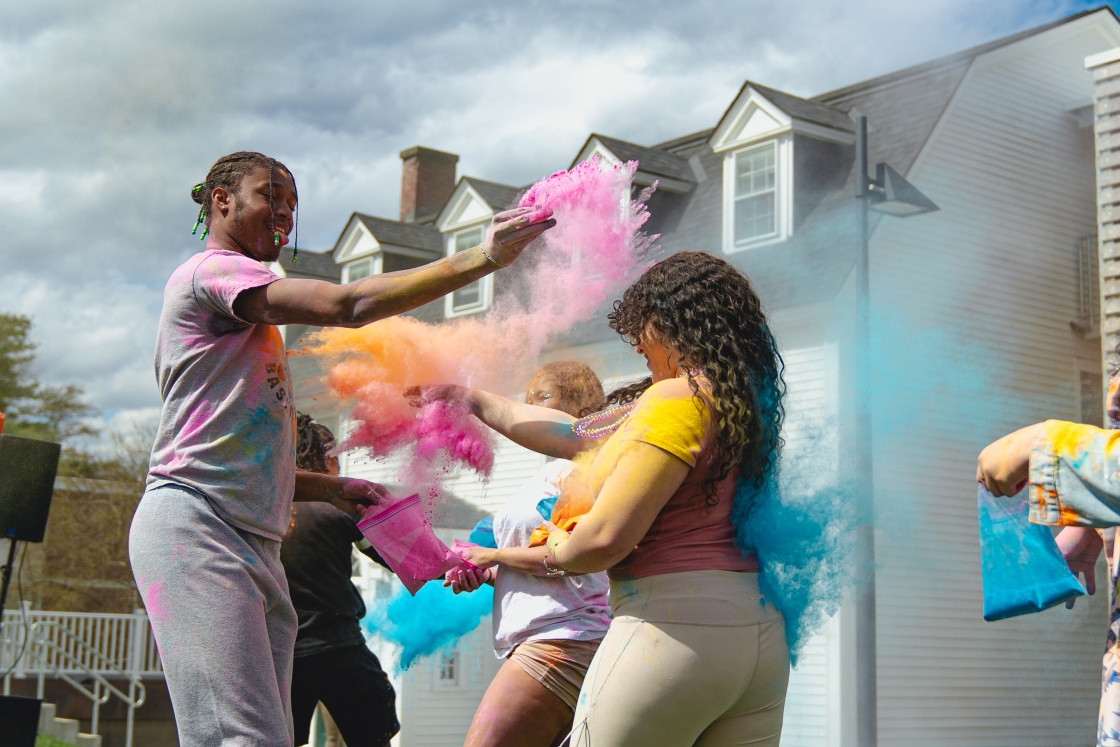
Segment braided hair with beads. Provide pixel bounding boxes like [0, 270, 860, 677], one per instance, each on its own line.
[190, 151, 300, 263]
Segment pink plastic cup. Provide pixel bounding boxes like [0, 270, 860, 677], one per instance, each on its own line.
[357, 493, 463, 595]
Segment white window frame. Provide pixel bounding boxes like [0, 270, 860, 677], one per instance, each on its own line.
[444, 224, 492, 317]
[343, 253, 382, 283]
[722, 134, 793, 253]
[435, 649, 460, 688]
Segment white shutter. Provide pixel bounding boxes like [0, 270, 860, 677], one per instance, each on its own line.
[779, 344, 842, 747]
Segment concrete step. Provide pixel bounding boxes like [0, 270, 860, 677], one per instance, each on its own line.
[38, 701, 57, 734]
[53, 716, 81, 743]
[36, 701, 103, 746]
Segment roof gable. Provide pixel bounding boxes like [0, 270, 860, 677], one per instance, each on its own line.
[463, 177, 521, 211]
[572, 135, 696, 193]
[331, 216, 380, 263]
[711, 83, 854, 153]
[437, 179, 499, 230]
[356, 214, 442, 254]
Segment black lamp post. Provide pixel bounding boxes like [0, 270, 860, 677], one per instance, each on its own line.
[853, 114, 939, 747]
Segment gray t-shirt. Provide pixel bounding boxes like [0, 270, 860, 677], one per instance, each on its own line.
[147, 247, 297, 540]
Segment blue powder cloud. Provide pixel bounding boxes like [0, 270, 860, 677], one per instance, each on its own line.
[363, 581, 493, 672]
[741, 302, 1049, 666]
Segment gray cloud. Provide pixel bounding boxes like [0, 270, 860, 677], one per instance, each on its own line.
[0, 0, 1079, 424]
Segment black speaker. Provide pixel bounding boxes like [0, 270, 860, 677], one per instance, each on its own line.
[0, 695, 42, 747]
[0, 434, 61, 542]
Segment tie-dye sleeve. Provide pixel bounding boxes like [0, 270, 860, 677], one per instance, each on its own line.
[1029, 420, 1120, 527]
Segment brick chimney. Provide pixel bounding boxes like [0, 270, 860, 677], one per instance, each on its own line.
[399, 146, 459, 224]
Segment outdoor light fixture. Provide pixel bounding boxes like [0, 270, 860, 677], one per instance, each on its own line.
[852, 115, 939, 747]
[867, 163, 940, 217]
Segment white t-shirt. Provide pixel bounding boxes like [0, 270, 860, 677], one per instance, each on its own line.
[491, 460, 612, 658]
[147, 248, 296, 540]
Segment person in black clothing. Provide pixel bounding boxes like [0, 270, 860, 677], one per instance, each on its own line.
[285, 414, 400, 747]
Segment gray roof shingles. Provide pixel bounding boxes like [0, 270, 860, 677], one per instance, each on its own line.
[355, 214, 443, 254]
[462, 177, 523, 211]
[586, 135, 696, 183]
[277, 249, 341, 281]
[552, 10, 1111, 345]
[742, 82, 855, 133]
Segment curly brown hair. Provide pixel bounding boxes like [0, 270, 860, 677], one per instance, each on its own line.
[606, 251, 785, 508]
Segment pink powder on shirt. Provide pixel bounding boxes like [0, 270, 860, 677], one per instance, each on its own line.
[306, 157, 657, 493]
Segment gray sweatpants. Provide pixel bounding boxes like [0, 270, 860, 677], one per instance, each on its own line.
[129, 484, 297, 746]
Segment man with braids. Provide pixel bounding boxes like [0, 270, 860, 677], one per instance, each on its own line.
[129, 151, 554, 746]
[415, 252, 790, 746]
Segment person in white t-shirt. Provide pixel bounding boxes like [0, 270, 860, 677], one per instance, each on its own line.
[447, 362, 611, 747]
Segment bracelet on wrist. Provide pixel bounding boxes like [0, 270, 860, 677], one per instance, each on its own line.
[479, 244, 505, 268]
[542, 551, 567, 578]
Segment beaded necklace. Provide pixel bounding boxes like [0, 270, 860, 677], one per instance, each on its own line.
[571, 404, 636, 439]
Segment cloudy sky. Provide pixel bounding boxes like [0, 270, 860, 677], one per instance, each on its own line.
[0, 0, 1099, 436]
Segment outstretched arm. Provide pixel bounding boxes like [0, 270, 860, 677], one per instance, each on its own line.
[234, 208, 554, 327]
[454, 544, 560, 577]
[409, 386, 589, 459]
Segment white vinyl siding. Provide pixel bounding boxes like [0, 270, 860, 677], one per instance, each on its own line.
[344, 435, 547, 516]
[867, 27, 1109, 746]
[778, 344, 842, 747]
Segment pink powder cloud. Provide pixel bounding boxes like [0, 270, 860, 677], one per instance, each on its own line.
[306, 158, 657, 493]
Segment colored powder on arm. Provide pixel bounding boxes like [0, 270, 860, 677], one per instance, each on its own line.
[306, 157, 657, 492]
[363, 581, 494, 672]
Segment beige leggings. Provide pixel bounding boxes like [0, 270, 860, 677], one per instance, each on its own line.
[570, 570, 790, 747]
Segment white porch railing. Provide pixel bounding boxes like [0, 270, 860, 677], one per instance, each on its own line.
[1, 606, 162, 682]
[1, 606, 162, 747]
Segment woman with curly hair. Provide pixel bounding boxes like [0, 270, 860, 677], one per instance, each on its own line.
[415, 251, 788, 746]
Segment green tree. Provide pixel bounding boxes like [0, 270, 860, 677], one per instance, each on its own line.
[0, 312, 97, 443]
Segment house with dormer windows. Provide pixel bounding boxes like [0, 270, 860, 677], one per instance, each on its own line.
[286, 9, 1120, 746]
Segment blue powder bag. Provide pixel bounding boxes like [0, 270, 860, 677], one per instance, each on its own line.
[977, 485, 1084, 621]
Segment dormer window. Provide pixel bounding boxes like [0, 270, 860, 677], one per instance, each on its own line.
[733, 142, 778, 244]
[446, 226, 490, 316]
[710, 83, 853, 254]
[344, 257, 375, 283]
[720, 136, 790, 253]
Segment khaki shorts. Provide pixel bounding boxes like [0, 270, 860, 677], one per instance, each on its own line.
[509, 638, 603, 711]
[571, 569, 790, 747]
